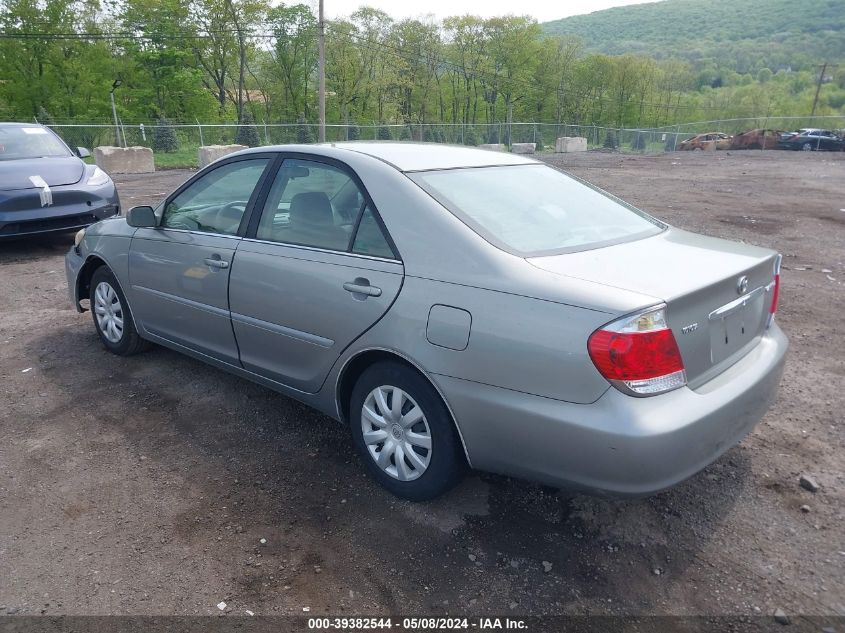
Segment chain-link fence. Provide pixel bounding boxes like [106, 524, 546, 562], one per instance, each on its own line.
[42, 116, 845, 168]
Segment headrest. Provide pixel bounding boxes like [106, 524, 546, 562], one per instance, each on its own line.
[290, 192, 333, 226]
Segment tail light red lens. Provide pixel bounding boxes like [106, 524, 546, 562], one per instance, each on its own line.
[588, 306, 686, 396]
[770, 274, 780, 314]
[767, 254, 782, 327]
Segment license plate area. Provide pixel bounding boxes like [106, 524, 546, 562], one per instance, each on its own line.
[708, 287, 766, 365]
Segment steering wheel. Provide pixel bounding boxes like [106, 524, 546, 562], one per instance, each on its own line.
[219, 200, 248, 215]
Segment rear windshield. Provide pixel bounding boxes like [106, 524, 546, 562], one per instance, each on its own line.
[410, 164, 664, 256]
[0, 126, 70, 161]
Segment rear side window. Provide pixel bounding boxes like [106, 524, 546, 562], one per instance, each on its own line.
[255, 158, 396, 259]
[352, 206, 394, 259]
[411, 164, 664, 256]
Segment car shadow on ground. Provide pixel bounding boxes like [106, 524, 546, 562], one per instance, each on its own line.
[0, 232, 75, 264]
[25, 324, 751, 613]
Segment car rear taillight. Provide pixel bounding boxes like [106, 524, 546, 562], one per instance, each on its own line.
[588, 305, 686, 396]
[767, 255, 782, 327]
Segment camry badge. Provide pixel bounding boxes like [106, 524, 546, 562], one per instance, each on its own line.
[29, 175, 53, 207]
[682, 323, 698, 334]
[737, 275, 749, 295]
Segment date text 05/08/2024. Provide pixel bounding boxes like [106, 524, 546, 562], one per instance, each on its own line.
[307, 617, 528, 630]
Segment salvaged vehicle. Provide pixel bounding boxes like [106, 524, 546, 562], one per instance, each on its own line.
[65, 143, 788, 500]
[678, 132, 732, 151]
[729, 129, 784, 150]
[0, 122, 119, 239]
[778, 129, 844, 151]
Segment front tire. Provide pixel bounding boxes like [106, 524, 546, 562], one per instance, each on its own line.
[349, 362, 465, 500]
[89, 266, 148, 356]
[801, 142, 813, 151]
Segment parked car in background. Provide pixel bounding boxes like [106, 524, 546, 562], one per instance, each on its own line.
[729, 129, 784, 150]
[65, 143, 788, 501]
[678, 132, 732, 151]
[0, 122, 119, 239]
[778, 129, 845, 151]
[779, 128, 817, 141]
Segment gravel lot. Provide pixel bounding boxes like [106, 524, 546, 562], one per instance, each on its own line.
[0, 151, 843, 624]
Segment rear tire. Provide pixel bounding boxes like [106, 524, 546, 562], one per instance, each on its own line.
[801, 142, 813, 151]
[89, 266, 148, 356]
[349, 361, 465, 501]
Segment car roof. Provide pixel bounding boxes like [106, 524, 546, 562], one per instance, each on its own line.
[322, 142, 539, 172]
[0, 122, 46, 128]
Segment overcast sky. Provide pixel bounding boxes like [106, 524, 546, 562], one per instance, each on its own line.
[318, 0, 659, 23]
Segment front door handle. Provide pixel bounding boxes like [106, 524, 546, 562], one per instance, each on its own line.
[204, 257, 229, 269]
[343, 279, 382, 297]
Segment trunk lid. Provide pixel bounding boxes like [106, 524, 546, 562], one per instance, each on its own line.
[0, 157, 84, 191]
[528, 228, 778, 386]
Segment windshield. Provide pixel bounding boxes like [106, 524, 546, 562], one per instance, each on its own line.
[410, 164, 664, 256]
[0, 126, 71, 161]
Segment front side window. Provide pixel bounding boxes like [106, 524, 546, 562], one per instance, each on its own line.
[0, 126, 70, 161]
[411, 164, 664, 256]
[162, 159, 269, 235]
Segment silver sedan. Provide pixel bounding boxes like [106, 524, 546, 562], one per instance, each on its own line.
[65, 143, 788, 500]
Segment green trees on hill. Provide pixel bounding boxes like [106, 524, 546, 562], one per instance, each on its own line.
[0, 0, 842, 132]
[543, 0, 845, 75]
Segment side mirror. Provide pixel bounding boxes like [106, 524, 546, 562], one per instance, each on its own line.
[126, 205, 157, 228]
[77, 147, 91, 158]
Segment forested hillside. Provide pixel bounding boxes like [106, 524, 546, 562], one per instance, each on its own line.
[0, 0, 843, 134]
[543, 0, 845, 73]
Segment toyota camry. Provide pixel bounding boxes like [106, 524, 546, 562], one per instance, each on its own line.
[65, 143, 788, 500]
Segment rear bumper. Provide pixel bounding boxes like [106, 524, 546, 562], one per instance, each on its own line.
[0, 185, 119, 239]
[435, 324, 788, 496]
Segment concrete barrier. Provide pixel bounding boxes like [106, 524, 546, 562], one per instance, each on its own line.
[198, 144, 248, 168]
[478, 143, 506, 152]
[511, 142, 536, 154]
[94, 146, 155, 174]
[554, 137, 588, 153]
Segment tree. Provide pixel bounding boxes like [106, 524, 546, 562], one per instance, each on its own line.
[463, 127, 479, 145]
[121, 0, 209, 120]
[153, 117, 179, 152]
[36, 106, 56, 126]
[296, 114, 314, 143]
[631, 130, 647, 151]
[235, 110, 261, 146]
[377, 125, 392, 140]
[267, 4, 317, 121]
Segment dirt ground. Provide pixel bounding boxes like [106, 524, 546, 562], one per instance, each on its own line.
[0, 151, 843, 624]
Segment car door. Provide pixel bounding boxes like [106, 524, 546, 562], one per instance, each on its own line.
[229, 156, 404, 393]
[819, 131, 837, 150]
[129, 156, 274, 364]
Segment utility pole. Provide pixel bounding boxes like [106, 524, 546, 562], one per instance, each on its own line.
[318, 0, 326, 143]
[811, 62, 828, 117]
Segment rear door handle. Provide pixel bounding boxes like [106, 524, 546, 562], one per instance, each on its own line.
[343, 280, 382, 297]
[204, 257, 229, 269]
